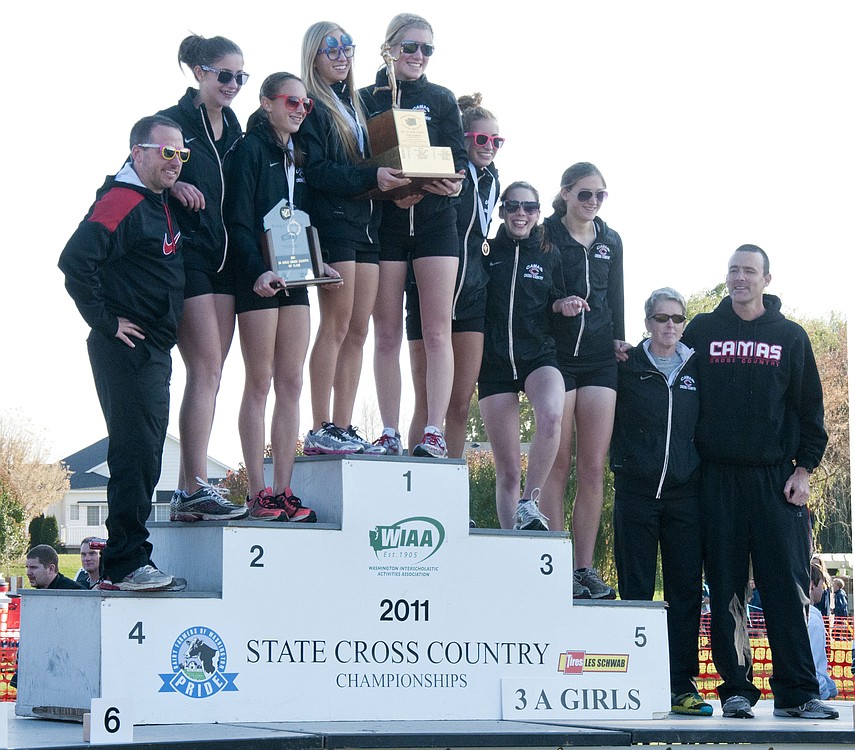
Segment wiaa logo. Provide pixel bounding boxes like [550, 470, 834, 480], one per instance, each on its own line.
[369, 516, 445, 563]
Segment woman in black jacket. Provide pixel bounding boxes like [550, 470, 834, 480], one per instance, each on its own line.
[361, 13, 468, 458]
[611, 287, 709, 716]
[407, 93, 502, 457]
[300, 21, 410, 457]
[540, 162, 628, 599]
[478, 182, 583, 532]
[225, 72, 339, 524]
[160, 34, 247, 521]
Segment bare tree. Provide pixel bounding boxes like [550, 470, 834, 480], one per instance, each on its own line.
[0, 410, 70, 519]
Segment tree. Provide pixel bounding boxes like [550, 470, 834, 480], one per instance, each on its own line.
[28, 513, 61, 550]
[0, 470, 27, 568]
[801, 314, 849, 552]
[0, 411, 70, 520]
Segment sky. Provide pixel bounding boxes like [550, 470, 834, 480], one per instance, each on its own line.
[2, 2, 852, 468]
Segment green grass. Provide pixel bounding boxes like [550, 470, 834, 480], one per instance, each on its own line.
[3, 554, 81, 587]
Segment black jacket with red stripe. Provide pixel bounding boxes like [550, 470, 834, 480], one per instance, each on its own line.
[59, 163, 185, 351]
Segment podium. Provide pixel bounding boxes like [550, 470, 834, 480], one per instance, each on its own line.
[15, 456, 670, 725]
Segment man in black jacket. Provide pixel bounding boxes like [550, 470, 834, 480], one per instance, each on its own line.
[25, 546, 85, 590]
[58, 115, 187, 592]
[683, 244, 835, 720]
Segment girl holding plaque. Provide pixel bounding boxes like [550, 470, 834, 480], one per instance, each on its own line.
[300, 21, 411, 457]
[161, 34, 248, 522]
[226, 72, 339, 523]
[406, 94, 502, 458]
[361, 13, 468, 459]
[540, 162, 629, 600]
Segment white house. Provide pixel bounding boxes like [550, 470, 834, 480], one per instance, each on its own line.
[44, 434, 232, 549]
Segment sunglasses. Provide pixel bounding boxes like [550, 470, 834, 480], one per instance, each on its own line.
[200, 64, 250, 86]
[464, 132, 505, 149]
[569, 189, 608, 203]
[136, 143, 191, 163]
[648, 313, 687, 324]
[318, 33, 355, 61]
[400, 40, 435, 56]
[270, 95, 315, 113]
[502, 200, 540, 215]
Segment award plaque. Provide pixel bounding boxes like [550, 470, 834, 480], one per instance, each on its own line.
[362, 109, 463, 200]
[262, 200, 339, 288]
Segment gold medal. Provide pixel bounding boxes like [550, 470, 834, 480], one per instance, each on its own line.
[481, 239, 490, 257]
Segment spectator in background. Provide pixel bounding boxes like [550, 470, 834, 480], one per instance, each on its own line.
[74, 538, 101, 589]
[832, 579, 848, 617]
[25, 546, 85, 590]
[812, 555, 831, 616]
[809, 562, 838, 699]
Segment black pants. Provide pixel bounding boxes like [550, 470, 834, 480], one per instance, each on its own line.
[701, 462, 817, 708]
[614, 487, 703, 696]
[88, 331, 171, 582]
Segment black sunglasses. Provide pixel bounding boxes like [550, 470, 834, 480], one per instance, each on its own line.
[200, 65, 250, 86]
[400, 40, 435, 56]
[502, 200, 540, 215]
[648, 313, 687, 324]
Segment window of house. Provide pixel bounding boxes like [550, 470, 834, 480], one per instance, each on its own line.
[86, 506, 106, 526]
[70, 504, 80, 521]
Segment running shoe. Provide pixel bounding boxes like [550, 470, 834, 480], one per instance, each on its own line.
[303, 422, 364, 455]
[170, 477, 248, 521]
[514, 500, 549, 531]
[671, 692, 713, 716]
[372, 430, 403, 456]
[574, 567, 616, 600]
[247, 487, 287, 521]
[344, 425, 386, 455]
[773, 699, 839, 719]
[573, 579, 592, 599]
[412, 429, 447, 458]
[722, 695, 755, 719]
[514, 488, 549, 531]
[274, 488, 317, 523]
[98, 564, 173, 592]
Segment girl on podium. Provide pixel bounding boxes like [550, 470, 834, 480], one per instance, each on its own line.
[162, 34, 249, 522]
[361, 13, 468, 458]
[540, 162, 627, 600]
[300, 21, 411, 457]
[226, 72, 339, 523]
[407, 94, 503, 458]
[478, 182, 580, 532]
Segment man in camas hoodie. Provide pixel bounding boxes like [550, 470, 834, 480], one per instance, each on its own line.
[683, 244, 835, 720]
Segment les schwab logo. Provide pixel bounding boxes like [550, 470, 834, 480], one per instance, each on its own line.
[558, 651, 629, 674]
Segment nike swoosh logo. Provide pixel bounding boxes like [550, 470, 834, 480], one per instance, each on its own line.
[490, 261, 502, 266]
[163, 230, 180, 256]
[269, 161, 280, 168]
[185, 137, 196, 143]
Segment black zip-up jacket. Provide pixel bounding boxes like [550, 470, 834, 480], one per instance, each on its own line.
[682, 294, 828, 470]
[453, 161, 500, 320]
[301, 82, 380, 246]
[480, 226, 564, 382]
[359, 70, 467, 233]
[611, 340, 701, 499]
[224, 118, 309, 284]
[158, 88, 242, 273]
[59, 163, 184, 352]
[406, 160, 500, 322]
[544, 214, 625, 368]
